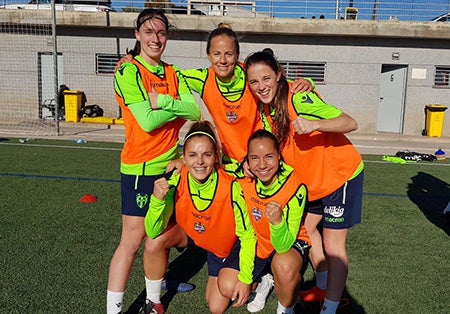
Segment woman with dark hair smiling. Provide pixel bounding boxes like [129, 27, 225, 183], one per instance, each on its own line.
[108, 9, 201, 314]
[245, 50, 364, 314]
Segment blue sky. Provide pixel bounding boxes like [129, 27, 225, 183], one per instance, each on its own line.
[3, 0, 449, 21]
[111, 0, 449, 21]
[251, 0, 450, 21]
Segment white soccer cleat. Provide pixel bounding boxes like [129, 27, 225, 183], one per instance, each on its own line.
[247, 273, 274, 313]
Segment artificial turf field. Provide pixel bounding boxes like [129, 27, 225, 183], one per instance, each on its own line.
[1, 138, 449, 313]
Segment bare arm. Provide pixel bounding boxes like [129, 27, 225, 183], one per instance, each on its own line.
[290, 78, 314, 93]
[114, 54, 133, 72]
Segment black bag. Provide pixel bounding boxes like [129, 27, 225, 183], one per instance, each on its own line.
[80, 104, 104, 118]
[395, 150, 436, 162]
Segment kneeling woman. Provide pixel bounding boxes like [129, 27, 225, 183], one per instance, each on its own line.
[143, 121, 256, 314]
[221, 130, 310, 314]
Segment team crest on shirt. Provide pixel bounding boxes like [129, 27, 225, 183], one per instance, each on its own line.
[194, 222, 206, 234]
[136, 193, 149, 209]
[226, 111, 237, 124]
[252, 207, 263, 222]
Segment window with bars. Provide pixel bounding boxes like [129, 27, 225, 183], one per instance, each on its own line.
[279, 61, 326, 84]
[434, 66, 450, 88]
[96, 53, 124, 75]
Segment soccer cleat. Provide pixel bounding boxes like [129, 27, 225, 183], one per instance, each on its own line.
[138, 299, 165, 314]
[299, 286, 327, 303]
[247, 273, 274, 313]
[161, 279, 195, 293]
[339, 297, 351, 309]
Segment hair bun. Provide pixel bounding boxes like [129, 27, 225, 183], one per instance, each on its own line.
[262, 47, 274, 57]
[218, 22, 232, 30]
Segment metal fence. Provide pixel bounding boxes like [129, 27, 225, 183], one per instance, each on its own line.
[1, 0, 449, 21]
[178, 0, 450, 21]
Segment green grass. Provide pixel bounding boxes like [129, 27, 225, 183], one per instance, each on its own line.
[1, 139, 449, 313]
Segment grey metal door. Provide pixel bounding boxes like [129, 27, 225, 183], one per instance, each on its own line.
[377, 65, 407, 133]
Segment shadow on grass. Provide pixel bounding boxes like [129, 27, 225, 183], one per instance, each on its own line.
[298, 281, 366, 314]
[407, 171, 450, 236]
[124, 245, 207, 313]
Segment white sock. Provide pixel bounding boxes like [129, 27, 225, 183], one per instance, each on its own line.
[320, 298, 339, 314]
[277, 301, 294, 314]
[315, 271, 328, 290]
[106, 290, 124, 314]
[145, 277, 163, 304]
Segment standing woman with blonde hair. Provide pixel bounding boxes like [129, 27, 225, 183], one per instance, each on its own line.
[181, 24, 314, 177]
[107, 9, 200, 314]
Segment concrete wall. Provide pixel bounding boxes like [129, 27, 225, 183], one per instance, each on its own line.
[0, 10, 449, 136]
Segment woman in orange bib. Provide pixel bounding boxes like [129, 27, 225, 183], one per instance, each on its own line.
[107, 9, 200, 314]
[245, 50, 364, 314]
[143, 121, 256, 314]
[237, 129, 310, 314]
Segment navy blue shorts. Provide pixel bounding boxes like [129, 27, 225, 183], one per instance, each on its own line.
[222, 240, 310, 282]
[305, 199, 324, 215]
[221, 241, 244, 276]
[121, 173, 170, 217]
[206, 247, 234, 277]
[308, 171, 364, 229]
